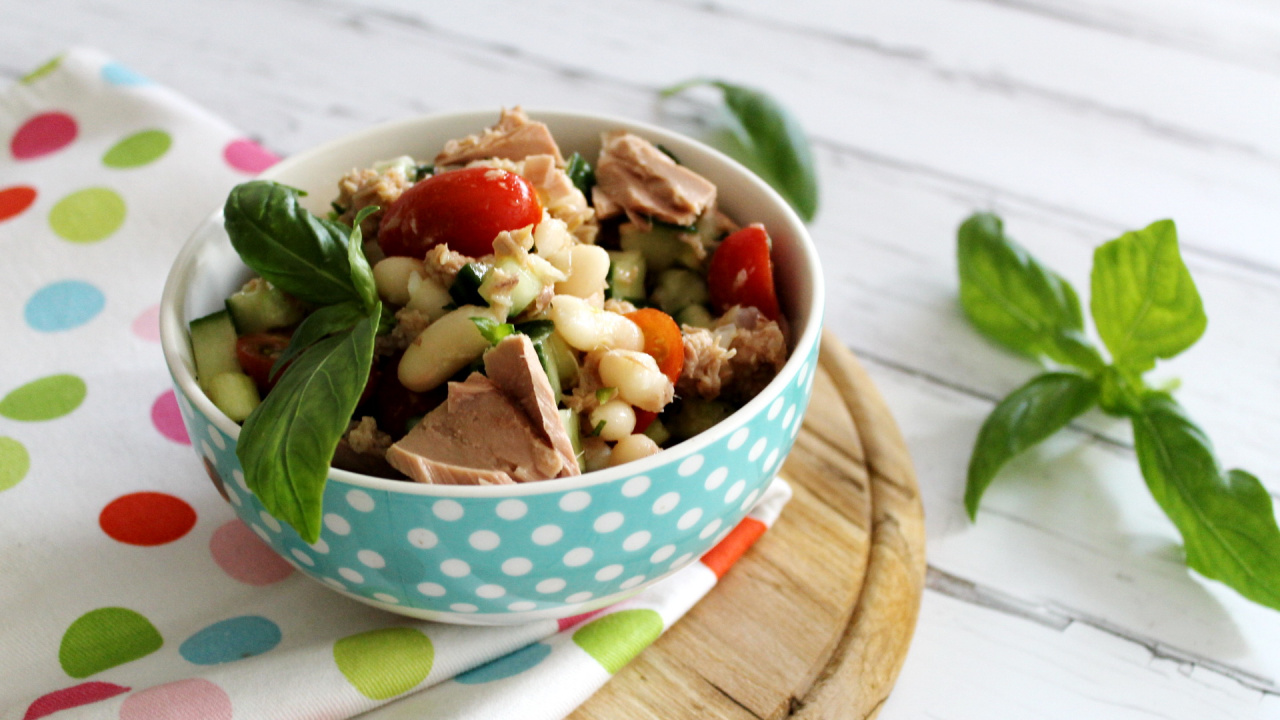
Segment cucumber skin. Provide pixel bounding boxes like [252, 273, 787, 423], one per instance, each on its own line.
[206, 371, 261, 422]
[225, 279, 303, 334]
[607, 250, 647, 303]
[190, 310, 241, 387]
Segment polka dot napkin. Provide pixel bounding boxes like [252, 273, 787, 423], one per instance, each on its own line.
[0, 48, 793, 719]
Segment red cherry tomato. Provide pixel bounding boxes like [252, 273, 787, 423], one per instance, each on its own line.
[235, 333, 291, 393]
[377, 167, 542, 258]
[707, 223, 781, 321]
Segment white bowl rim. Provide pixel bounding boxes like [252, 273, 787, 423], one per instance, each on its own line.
[160, 107, 825, 498]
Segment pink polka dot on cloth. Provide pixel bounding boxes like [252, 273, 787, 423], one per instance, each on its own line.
[151, 390, 189, 445]
[223, 139, 279, 174]
[132, 304, 161, 342]
[11, 112, 78, 160]
[210, 519, 294, 586]
[118, 679, 232, 720]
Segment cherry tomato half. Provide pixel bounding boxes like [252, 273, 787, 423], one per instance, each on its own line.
[624, 308, 685, 384]
[235, 332, 291, 393]
[377, 167, 542, 258]
[706, 223, 781, 321]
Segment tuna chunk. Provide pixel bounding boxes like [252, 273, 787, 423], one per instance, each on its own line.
[591, 131, 717, 228]
[676, 306, 788, 403]
[385, 372, 564, 485]
[435, 107, 564, 167]
[483, 334, 580, 476]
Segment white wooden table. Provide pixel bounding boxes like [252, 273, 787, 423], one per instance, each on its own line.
[5, 1, 1278, 717]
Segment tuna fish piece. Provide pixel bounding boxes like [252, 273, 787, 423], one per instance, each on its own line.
[591, 131, 717, 228]
[435, 107, 564, 167]
[483, 334, 581, 477]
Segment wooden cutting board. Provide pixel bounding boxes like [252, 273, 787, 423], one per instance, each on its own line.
[571, 332, 928, 719]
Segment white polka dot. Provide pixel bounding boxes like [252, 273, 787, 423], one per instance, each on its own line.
[725, 480, 746, 504]
[208, 425, 227, 450]
[502, 557, 533, 576]
[200, 440, 214, 463]
[469, 530, 500, 551]
[728, 427, 750, 450]
[338, 567, 365, 584]
[704, 466, 729, 490]
[496, 499, 528, 520]
[713, 527, 734, 545]
[532, 524, 563, 545]
[291, 548, 314, 566]
[323, 577, 346, 591]
[418, 582, 446, 597]
[796, 363, 809, 387]
[225, 486, 242, 506]
[565, 591, 593, 604]
[358, 549, 386, 568]
[652, 492, 680, 515]
[563, 547, 594, 567]
[508, 601, 537, 612]
[595, 564, 624, 581]
[650, 545, 675, 563]
[346, 489, 375, 512]
[433, 499, 464, 521]
[258, 511, 282, 533]
[677, 508, 703, 530]
[791, 418, 802, 438]
[441, 559, 470, 577]
[623, 530, 651, 551]
[678, 454, 704, 476]
[764, 448, 780, 471]
[407, 528, 438, 549]
[251, 525, 270, 543]
[451, 603, 478, 613]
[670, 552, 694, 569]
[741, 489, 760, 512]
[559, 491, 592, 512]
[593, 512, 624, 533]
[536, 578, 566, 594]
[232, 470, 248, 492]
[324, 514, 351, 536]
[700, 518, 724, 539]
[310, 538, 330, 554]
[620, 575, 646, 590]
[621, 476, 650, 497]
[768, 396, 785, 420]
[782, 405, 797, 430]
[748, 438, 768, 462]
[373, 593, 400, 604]
[476, 584, 506, 599]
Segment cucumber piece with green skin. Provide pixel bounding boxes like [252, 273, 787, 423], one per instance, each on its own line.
[675, 304, 715, 329]
[189, 310, 241, 388]
[642, 416, 671, 446]
[607, 250, 646, 303]
[225, 278, 304, 334]
[205, 371, 261, 422]
[652, 268, 709, 315]
[560, 408, 585, 472]
[619, 223, 700, 274]
[479, 257, 543, 316]
[666, 397, 735, 441]
[449, 262, 490, 307]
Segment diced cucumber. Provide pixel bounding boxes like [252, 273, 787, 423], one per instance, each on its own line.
[189, 310, 241, 387]
[225, 278, 303, 334]
[560, 408, 585, 472]
[607, 250, 646, 303]
[546, 333, 579, 388]
[480, 257, 543, 316]
[642, 416, 671, 446]
[205, 371, 261, 422]
[651, 268, 709, 315]
[675, 304, 715, 329]
[618, 222, 700, 274]
[666, 398, 734, 441]
[449, 262, 490, 307]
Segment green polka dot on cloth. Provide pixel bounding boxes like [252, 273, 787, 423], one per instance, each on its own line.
[48, 188, 125, 243]
[103, 129, 171, 168]
[333, 627, 434, 700]
[572, 609, 664, 674]
[21, 55, 63, 84]
[59, 607, 163, 678]
[0, 374, 86, 421]
[0, 437, 30, 492]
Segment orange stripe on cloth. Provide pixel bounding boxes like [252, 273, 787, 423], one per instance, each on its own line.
[700, 516, 768, 579]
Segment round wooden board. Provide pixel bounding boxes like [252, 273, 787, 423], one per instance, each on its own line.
[570, 332, 928, 720]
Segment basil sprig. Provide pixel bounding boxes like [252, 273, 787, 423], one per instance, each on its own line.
[958, 212, 1280, 611]
[226, 184, 383, 542]
[662, 79, 819, 222]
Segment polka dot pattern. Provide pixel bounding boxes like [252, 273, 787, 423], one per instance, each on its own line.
[118, 679, 233, 720]
[179, 616, 282, 664]
[99, 492, 197, 546]
[23, 682, 130, 720]
[24, 280, 105, 332]
[11, 111, 77, 160]
[102, 128, 172, 168]
[223, 138, 280, 173]
[0, 185, 37, 222]
[48, 187, 126, 242]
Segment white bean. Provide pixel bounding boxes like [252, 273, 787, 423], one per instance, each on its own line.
[589, 399, 636, 441]
[406, 271, 452, 321]
[598, 350, 674, 412]
[548, 295, 644, 352]
[609, 434, 661, 467]
[372, 256, 424, 306]
[555, 244, 610, 299]
[398, 305, 501, 392]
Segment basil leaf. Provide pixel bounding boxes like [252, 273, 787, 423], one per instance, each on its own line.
[663, 79, 819, 222]
[269, 301, 367, 379]
[1131, 393, 1280, 610]
[1090, 219, 1206, 373]
[965, 372, 1100, 519]
[224, 181, 359, 306]
[348, 206, 379, 312]
[958, 213, 1105, 372]
[237, 306, 379, 543]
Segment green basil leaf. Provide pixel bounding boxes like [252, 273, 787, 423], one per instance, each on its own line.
[663, 79, 819, 222]
[1131, 392, 1280, 610]
[348, 206, 379, 312]
[269, 301, 367, 379]
[1090, 219, 1206, 374]
[224, 181, 359, 306]
[966, 372, 1100, 519]
[957, 212, 1105, 372]
[237, 305, 379, 543]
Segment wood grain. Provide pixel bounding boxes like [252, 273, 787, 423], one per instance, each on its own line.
[569, 333, 926, 719]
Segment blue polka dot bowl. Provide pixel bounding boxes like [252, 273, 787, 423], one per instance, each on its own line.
[160, 109, 824, 624]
